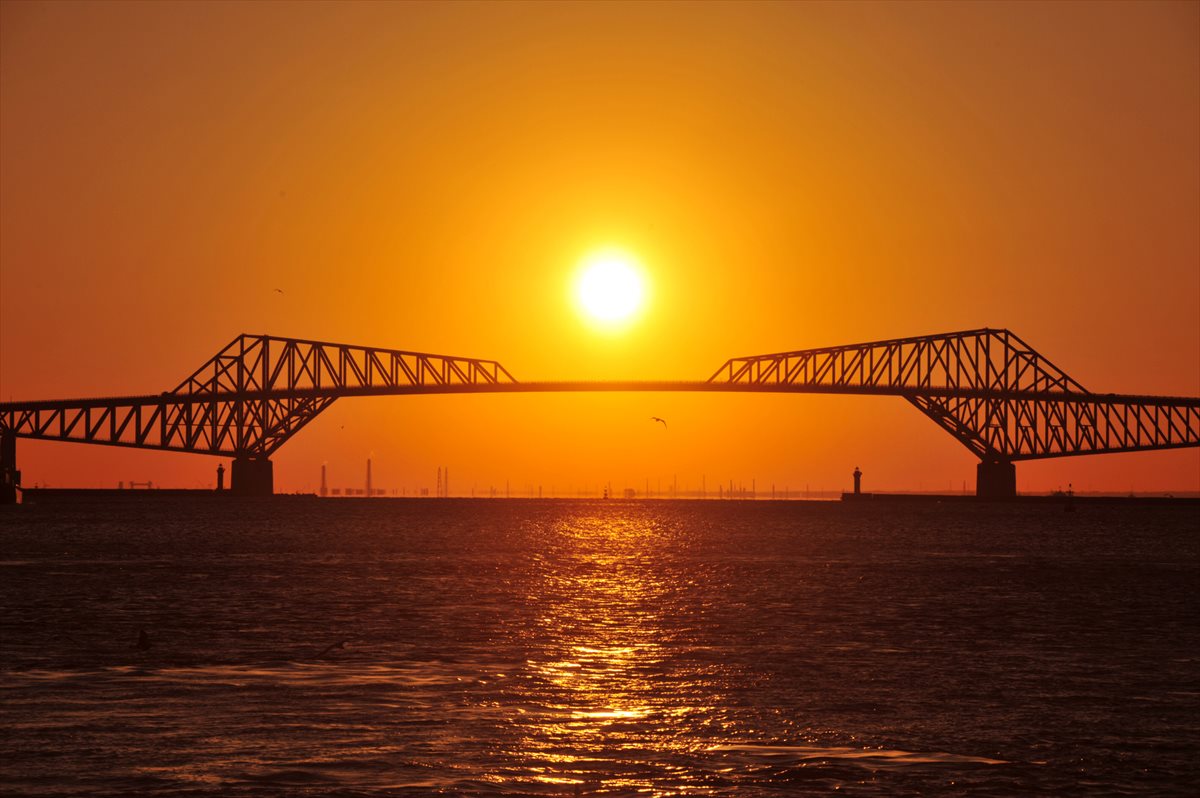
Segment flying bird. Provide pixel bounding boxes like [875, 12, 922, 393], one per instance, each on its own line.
[650, 416, 667, 429]
[273, 288, 285, 294]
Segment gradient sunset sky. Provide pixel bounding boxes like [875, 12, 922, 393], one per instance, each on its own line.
[2, 0, 1197, 494]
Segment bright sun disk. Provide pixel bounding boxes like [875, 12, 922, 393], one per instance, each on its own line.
[576, 250, 645, 324]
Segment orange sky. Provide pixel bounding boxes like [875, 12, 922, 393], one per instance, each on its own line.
[2, 0, 1198, 495]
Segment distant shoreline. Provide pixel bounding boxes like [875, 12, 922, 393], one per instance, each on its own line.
[11, 488, 1199, 505]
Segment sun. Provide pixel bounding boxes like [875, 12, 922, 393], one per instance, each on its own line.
[575, 249, 646, 326]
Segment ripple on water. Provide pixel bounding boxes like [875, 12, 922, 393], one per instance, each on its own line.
[1, 499, 1198, 795]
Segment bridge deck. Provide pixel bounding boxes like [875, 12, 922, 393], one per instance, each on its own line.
[3, 381, 1199, 411]
[3, 328, 1198, 488]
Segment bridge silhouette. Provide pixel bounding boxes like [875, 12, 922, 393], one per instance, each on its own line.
[2, 328, 1197, 501]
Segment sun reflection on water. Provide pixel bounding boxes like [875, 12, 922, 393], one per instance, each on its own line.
[503, 510, 723, 793]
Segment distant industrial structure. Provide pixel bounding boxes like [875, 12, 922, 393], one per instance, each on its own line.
[318, 458, 392, 497]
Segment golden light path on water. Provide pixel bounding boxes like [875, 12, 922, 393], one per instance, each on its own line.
[503, 511, 724, 793]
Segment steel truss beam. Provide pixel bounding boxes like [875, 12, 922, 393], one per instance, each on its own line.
[0, 335, 515, 457]
[1, 329, 1197, 464]
[708, 328, 1200, 461]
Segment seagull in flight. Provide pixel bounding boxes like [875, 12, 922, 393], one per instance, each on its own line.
[650, 416, 668, 429]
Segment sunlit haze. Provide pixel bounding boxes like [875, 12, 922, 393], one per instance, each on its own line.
[1, 1, 1197, 495]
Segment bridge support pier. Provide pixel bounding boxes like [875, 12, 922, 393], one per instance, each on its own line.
[976, 460, 1016, 499]
[231, 456, 273, 497]
[1, 431, 19, 505]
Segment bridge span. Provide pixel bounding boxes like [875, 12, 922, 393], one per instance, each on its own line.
[3, 328, 1197, 500]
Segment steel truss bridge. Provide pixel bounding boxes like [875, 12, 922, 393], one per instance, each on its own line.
[2, 328, 1197, 500]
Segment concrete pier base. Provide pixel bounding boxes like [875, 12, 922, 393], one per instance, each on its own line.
[231, 457, 273, 496]
[1, 431, 18, 505]
[976, 460, 1016, 499]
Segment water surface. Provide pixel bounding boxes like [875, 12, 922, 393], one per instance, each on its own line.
[2, 498, 1197, 795]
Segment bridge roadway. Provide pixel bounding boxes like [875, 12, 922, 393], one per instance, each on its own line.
[9, 381, 1199, 408]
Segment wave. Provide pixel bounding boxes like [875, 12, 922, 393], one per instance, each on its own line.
[708, 743, 1009, 768]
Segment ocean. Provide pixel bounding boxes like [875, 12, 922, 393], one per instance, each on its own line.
[1, 498, 1197, 796]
